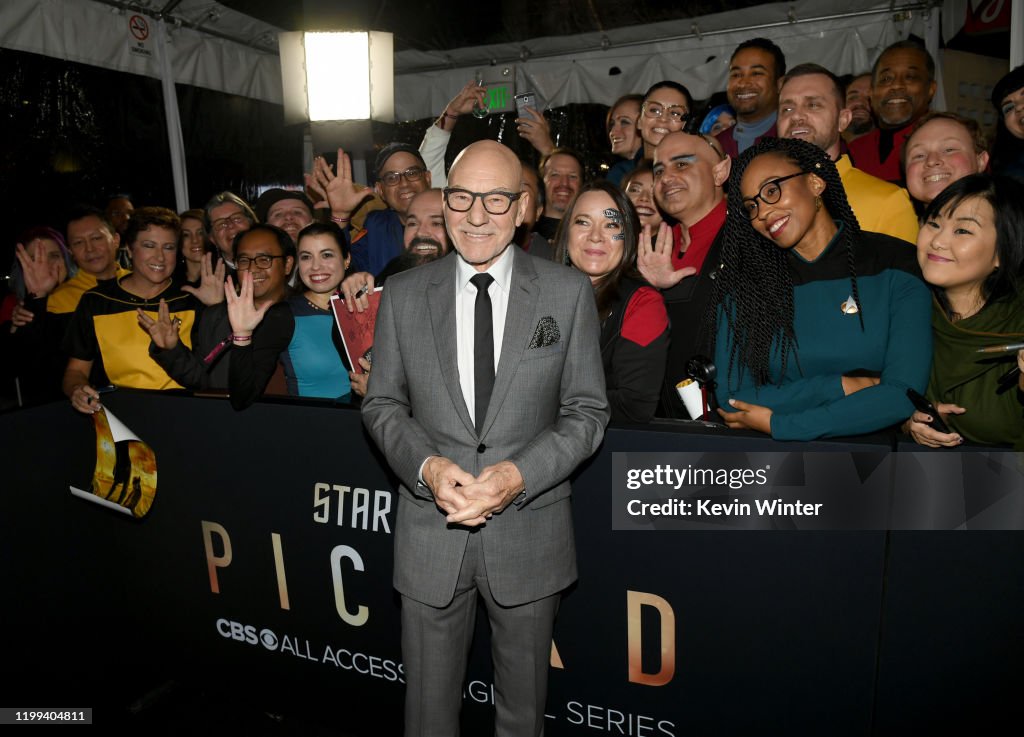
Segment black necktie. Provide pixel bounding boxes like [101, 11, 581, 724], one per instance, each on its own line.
[471, 273, 495, 435]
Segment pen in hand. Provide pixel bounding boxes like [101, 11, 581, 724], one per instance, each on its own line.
[976, 342, 1024, 354]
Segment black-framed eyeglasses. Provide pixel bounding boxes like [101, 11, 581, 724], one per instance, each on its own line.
[741, 172, 810, 220]
[236, 254, 286, 270]
[379, 167, 427, 187]
[641, 101, 691, 123]
[443, 187, 522, 215]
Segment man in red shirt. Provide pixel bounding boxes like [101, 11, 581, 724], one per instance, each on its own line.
[640, 131, 731, 417]
[848, 41, 937, 184]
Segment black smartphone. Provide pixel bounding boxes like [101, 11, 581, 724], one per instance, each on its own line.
[906, 388, 950, 434]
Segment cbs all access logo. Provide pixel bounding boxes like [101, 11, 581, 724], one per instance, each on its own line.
[214, 618, 404, 683]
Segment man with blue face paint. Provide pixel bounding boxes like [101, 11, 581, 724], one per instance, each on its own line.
[639, 131, 732, 418]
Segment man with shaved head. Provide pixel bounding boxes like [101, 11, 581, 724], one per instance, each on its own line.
[641, 131, 731, 418]
[362, 140, 609, 736]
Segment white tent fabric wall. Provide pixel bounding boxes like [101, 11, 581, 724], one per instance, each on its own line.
[0, 0, 284, 105]
[393, 0, 931, 121]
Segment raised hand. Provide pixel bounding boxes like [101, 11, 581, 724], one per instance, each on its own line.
[224, 273, 270, 337]
[445, 79, 487, 118]
[637, 223, 695, 289]
[182, 252, 226, 305]
[15, 241, 61, 298]
[305, 148, 373, 220]
[515, 107, 555, 156]
[136, 299, 181, 350]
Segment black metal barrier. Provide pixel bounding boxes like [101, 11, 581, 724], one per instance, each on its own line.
[2, 391, 1021, 735]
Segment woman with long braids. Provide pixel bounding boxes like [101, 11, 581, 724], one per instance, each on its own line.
[705, 138, 932, 440]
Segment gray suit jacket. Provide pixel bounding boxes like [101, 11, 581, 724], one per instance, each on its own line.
[362, 247, 609, 608]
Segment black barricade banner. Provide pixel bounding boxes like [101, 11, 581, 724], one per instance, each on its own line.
[3, 392, 1022, 734]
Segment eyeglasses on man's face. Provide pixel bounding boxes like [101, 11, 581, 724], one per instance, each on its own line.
[379, 167, 427, 187]
[212, 213, 250, 233]
[236, 254, 286, 270]
[741, 171, 810, 220]
[443, 188, 522, 215]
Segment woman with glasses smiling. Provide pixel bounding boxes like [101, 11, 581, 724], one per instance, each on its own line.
[703, 137, 932, 440]
[638, 81, 695, 160]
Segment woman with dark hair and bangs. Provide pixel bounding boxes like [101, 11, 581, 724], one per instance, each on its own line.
[905, 173, 1024, 448]
[554, 180, 669, 424]
[704, 137, 933, 440]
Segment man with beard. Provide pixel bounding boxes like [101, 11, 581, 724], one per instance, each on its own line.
[843, 73, 875, 143]
[533, 148, 584, 241]
[309, 143, 432, 278]
[338, 189, 453, 396]
[849, 41, 937, 183]
[717, 37, 786, 157]
[777, 63, 918, 243]
[340, 189, 451, 301]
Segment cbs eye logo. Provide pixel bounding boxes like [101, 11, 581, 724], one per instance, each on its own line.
[216, 619, 279, 651]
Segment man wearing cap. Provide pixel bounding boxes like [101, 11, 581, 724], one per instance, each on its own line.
[254, 189, 315, 244]
[309, 143, 432, 278]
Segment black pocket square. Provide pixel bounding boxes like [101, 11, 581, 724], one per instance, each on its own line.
[528, 317, 560, 349]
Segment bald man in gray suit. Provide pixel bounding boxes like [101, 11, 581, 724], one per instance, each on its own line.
[362, 140, 609, 736]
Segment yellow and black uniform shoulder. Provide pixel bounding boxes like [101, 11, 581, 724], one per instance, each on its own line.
[64, 277, 200, 390]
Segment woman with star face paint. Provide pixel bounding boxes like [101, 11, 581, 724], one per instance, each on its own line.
[704, 138, 932, 440]
[904, 174, 1024, 449]
[554, 180, 668, 424]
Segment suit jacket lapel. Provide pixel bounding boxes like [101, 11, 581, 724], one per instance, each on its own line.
[427, 256, 475, 437]
[482, 248, 538, 437]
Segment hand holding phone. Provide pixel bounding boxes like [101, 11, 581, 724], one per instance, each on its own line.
[514, 92, 537, 120]
[906, 388, 950, 434]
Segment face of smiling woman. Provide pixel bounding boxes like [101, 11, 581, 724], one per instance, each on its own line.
[566, 191, 627, 283]
[916, 195, 999, 312]
[297, 233, 349, 305]
[739, 152, 836, 261]
[638, 86, 689, 153]
[124, 226, 177, 297]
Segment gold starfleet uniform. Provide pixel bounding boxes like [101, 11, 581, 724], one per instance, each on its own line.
[47, 267, 130, 315]
[64, 276, 198, 390]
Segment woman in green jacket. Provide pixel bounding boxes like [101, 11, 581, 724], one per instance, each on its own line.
[905, 173, 1024, 447]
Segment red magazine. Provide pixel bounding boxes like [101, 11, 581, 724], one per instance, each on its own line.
[330, 289, 382, 374]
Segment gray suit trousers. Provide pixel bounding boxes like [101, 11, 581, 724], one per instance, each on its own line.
[401, 530, 559, 737]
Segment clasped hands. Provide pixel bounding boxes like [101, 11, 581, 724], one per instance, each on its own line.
[423, 457, 524, 527]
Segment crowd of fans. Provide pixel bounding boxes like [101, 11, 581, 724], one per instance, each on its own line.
[4, 39, 1024, 448]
